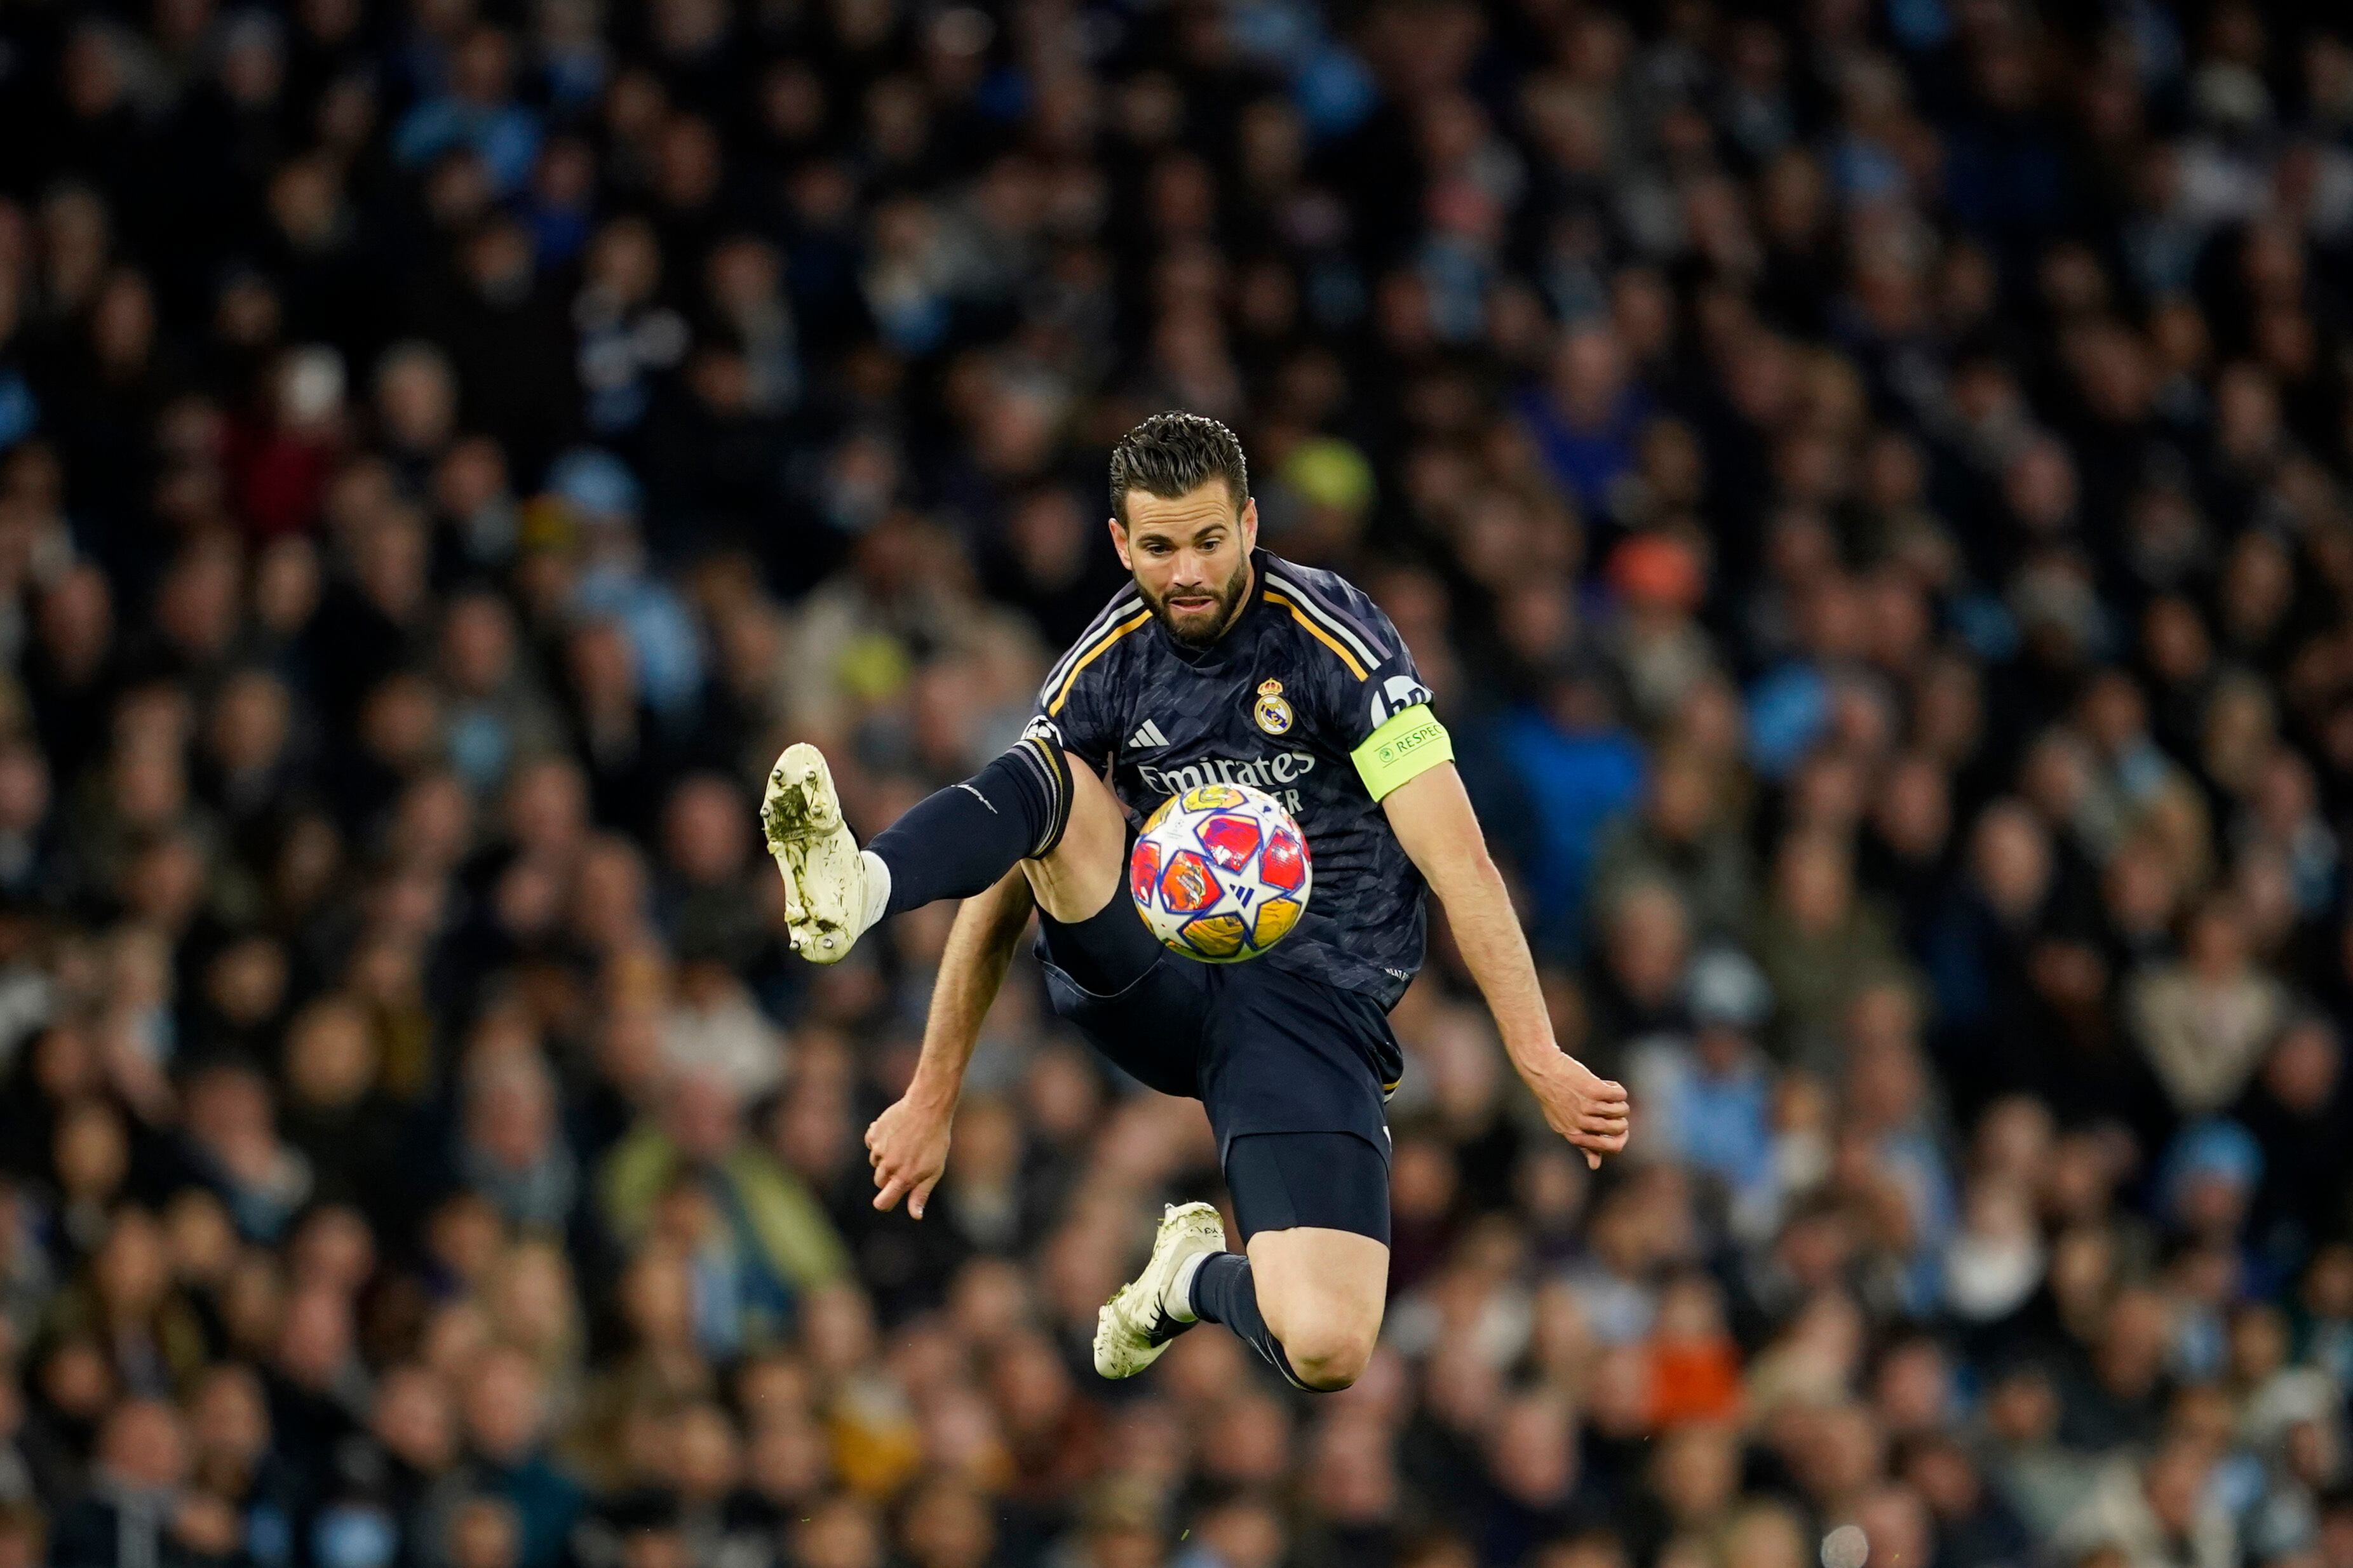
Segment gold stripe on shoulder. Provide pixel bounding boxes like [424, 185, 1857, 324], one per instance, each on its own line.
[1048, 609, 1152, 715]
[1264, 590, 1369, 680]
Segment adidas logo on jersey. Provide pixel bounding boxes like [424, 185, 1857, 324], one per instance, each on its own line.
[1128, 720, 1171, 750]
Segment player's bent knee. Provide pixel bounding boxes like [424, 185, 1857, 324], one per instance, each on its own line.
[1279, 1314, 1379, 1391]
[1257, 1273, 1384, 1391]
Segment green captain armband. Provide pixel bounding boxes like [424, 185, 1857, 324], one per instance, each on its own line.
[1352, 704, 1453, 801]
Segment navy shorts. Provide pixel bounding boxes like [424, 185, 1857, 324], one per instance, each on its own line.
[1224, 1131, 1390, 1245]
[1036, 894, 1395, 1243]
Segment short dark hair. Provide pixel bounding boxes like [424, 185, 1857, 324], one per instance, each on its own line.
[1109, 412, 1248, 524]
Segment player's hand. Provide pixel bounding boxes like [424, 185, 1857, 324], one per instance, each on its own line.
[1527, 1056, 1630, 1169]
[865, 1091, 955, 1219]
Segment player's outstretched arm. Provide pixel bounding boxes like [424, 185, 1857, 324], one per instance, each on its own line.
[1382, 763, 1631, 1168]
[866, 866, 1037, 1217]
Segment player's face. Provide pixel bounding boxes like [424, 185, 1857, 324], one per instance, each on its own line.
[1112, 482, 1258, 647]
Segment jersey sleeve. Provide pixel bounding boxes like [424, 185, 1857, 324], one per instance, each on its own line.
[1030, 591, 1152, 773]
[1262, 567, 1454, 801]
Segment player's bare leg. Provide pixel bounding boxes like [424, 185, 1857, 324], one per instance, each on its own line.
[1015, 754, 1128, 922]
[1244, 1227, 1386, 1389]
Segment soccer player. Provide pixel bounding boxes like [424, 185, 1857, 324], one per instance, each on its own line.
[763, 412, 1629, 1391]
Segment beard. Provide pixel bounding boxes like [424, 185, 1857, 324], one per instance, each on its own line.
[1138, 560, 1251, 647]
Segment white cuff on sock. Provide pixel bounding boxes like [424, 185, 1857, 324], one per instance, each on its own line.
[859, 850, 892, 935]
[1169, 1249, 1208, 1323]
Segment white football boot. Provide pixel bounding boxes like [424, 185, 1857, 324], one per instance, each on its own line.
[762, 743, 879, 963]
[1094, 1201, 1227, 1378]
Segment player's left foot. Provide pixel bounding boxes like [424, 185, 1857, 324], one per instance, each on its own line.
[1095, 1201, 1225, 1379]
[762, 742, 874, 963]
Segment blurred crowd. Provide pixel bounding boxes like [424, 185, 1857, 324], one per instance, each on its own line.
[4, 0, 2353, 1564]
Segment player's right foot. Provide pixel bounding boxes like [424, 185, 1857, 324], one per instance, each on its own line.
[762, 742, 872, 963]
[1095, 1201, 1225, 1379]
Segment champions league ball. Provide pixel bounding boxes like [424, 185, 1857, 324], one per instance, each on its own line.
[1129, 782, 1314, 962]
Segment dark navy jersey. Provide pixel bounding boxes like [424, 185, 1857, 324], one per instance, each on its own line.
[1030, 549, 1437, 1008]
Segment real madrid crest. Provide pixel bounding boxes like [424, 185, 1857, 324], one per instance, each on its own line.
[1253, 678, 1294, 735]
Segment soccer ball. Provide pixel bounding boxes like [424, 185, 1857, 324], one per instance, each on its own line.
[1129, 782, 1313, 962]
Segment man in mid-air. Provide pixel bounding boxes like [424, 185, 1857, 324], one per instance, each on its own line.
[763, 412, 1628, 1390]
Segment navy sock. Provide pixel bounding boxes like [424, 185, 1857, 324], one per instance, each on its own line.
[1190, 1252, 1312, 1391]
[869, 737, 1073, 918]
